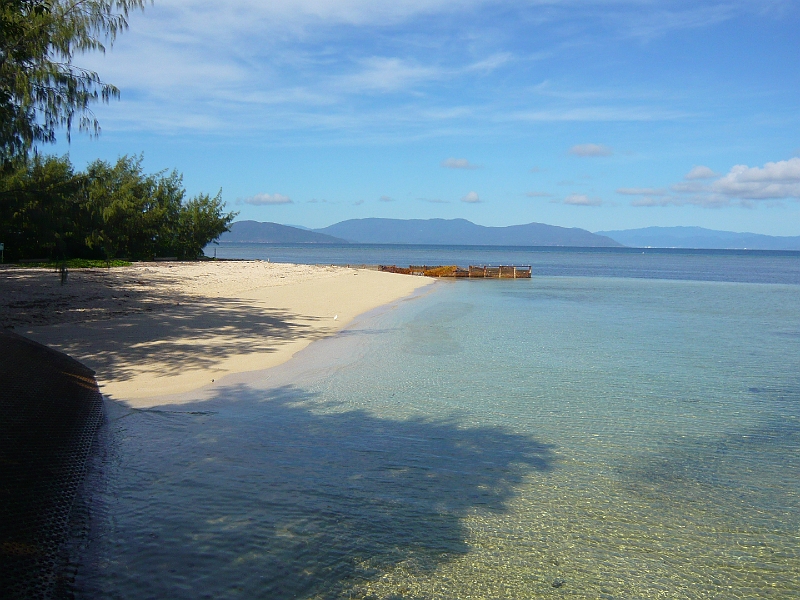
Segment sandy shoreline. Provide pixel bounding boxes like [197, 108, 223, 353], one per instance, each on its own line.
[0, 261, 433, 408]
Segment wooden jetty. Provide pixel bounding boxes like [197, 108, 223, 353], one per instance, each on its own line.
[379, 265, 531, 278]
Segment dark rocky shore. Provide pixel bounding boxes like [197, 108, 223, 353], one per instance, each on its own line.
[0, 331, 103, 598]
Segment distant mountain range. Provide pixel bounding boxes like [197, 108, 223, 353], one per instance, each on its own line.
[220, 218, 621, 247]
[218, 220, 800, 250]
[597, 226, 800, 250]
[318, 218, 621, 246]
[219, 221, 347, 244]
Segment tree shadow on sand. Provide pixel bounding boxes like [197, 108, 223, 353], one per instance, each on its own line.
[74, 384, 555, 599]
[51, 298, 326, 383]
[3, 267, 335, 384]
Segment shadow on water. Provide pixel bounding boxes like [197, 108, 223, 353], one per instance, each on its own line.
[74, 384, 554, 599]
[620, 382, 800, 521]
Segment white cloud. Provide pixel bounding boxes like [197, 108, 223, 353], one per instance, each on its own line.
[340, 57, 443, 93]
[67, 0, 761, 145]
[461, 191, 481, 203]
[243, 193, 293, 205]
[631, 196, 731, 209]
[117, 0, 759, 37]
[526, 191, 554, 198]
[562, 193, 602, 206]
[711, 158, 800, 200]
[616, 187, 667, 196]
[631, 197, 682, 207]
[621, 3, 741, 40]
[670, 181, 707, 194]
[630, 157, 800, 209]
[379, 195, 395, 202]
[211, 0, 488, 28]
[506, 107, 686, 123]
[73, 1, 519, 139]
[684, 165, 719, 180]
[337, 52, 511, 94]
[569, 144, 613, 157]
[464, 52, 513, 73]
[441, 158, 481, 170]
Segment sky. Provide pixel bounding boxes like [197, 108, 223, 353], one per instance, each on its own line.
[54, 0, 800, 234]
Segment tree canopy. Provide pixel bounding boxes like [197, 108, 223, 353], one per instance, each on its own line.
[0, 0, 146, 162]
[1, 154, 237, 261]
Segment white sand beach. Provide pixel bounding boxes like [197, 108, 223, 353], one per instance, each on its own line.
[0, 261, 432, 407]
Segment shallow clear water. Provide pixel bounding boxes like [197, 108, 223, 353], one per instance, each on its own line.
[72, 255, 800, 598]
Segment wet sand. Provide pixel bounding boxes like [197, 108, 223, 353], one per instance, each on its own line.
[0, 261, 432, 407]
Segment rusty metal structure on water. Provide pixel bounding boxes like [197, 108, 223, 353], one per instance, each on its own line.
[379, 265, 532, 278]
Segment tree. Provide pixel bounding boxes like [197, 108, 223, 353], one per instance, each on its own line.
[84, 155, 183, 260]
[176, 192, 235, 260]
[0, 154, 236, 261]
[0, 0, 146, 163]
[83, 155, 236, 260]
[0, 153, 86, 260]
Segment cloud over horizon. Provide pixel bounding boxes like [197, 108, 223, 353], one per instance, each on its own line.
[461, 191, 481, 203]
[441, 158, 481, 170]
[561, 193, 603, 206]
[632, 157, 800, 209]
[710, 158, 800, 200]
[616, 187, 666, 196]
[684, 165, 719, 180]
[243, 193, 293, 205]
[569, 144, 613, 157]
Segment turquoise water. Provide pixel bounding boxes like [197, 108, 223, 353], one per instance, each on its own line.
[72, 257, 800, 598]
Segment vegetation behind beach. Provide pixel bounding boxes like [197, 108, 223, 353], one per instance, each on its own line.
[0, 153, 236, 262]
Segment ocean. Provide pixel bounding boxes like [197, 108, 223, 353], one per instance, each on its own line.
[70, 246, 800, 598]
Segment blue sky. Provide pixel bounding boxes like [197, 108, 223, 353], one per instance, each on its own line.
[56, 0, 800, 234]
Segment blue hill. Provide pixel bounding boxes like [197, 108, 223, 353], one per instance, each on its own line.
[597, 226, 800, 250]
[315, 218, 621, 246]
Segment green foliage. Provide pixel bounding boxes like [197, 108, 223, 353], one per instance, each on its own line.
[0, 153, 237, 261]
[84, 155, 184, 260]
[0, 153, 86, 259]
[176, 192, 232, 260]
[0, 0, 147, 162]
